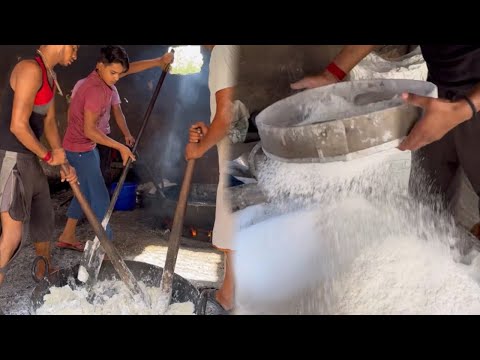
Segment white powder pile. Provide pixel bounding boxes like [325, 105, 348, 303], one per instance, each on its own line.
[234, 143, 480, 315]
[234, 195, 388, 314]
[169, 46, 204, 75]
[335, 235, 480, 315]
[36, 280, 195, 315]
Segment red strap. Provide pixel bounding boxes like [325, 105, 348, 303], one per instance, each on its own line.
[42, 151, 52, 163]
[326, 62, 347, 81]
[34, 56, 55, 106]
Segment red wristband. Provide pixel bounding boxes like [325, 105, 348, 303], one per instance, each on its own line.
[326, 62, 347, 81]
[42, 151, 52, 163]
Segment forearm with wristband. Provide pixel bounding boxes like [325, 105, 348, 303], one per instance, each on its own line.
[41, 150, 52, 163]
[455, 94, 478, 121]
[326, 62, 347, 81]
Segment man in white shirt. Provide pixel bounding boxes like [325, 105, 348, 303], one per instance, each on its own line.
[186, 45, 239, 314]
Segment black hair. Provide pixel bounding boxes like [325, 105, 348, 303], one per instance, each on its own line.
[98, 45, 130, 73]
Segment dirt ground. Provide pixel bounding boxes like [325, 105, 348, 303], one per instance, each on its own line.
[0, 188, 224, 315]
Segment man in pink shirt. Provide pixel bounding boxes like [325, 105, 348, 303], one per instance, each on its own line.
[58, 45, 173, 251]
[69, 78, 134, 185]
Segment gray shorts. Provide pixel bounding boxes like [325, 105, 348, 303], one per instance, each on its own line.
[0, 150, 54, 243]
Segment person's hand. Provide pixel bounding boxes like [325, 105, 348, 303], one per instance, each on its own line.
[119, 145, 136, 166]
[159, 52, 174, 70]
[60, 163, 78, 184]
[189, 122, 209, 143]
[185, 143, 205, 160]
[290, 70, 339, 90]
[398, 93, 472, 152]
[124, 133, 135, 147]
[48, 148, 67, 166]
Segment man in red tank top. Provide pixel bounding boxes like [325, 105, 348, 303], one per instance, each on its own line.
[0, 45, 79, 290]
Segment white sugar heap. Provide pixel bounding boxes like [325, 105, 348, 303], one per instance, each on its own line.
[234, 148, 480, 315]
[36, 279, 195, 315]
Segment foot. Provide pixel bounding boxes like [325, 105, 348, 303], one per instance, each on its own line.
[56, 239, 84, 252]
[197, 288, 234, 315]
[35, 260, 59, 280]
[215, 291, 234, 312]
[58, 233, 79, 245]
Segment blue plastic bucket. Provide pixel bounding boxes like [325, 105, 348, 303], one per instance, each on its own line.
[110, 182, 138, 211]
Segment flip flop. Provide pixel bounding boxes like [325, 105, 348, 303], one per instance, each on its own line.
[197, 288, 232, 315]
[55, 241, 85, 252]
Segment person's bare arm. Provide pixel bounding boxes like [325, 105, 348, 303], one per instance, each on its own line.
[84, 109, 125, 149]
[198, 87, 233, 152]
[43, 96, 73, 167]
[290, 45, 379, 90]
[329, 45, 379, 74]
[185, 87, 234, 160]
[9, 60, 51, 159]
[119, 52, 174, 78]
[83, 110, 135, 165]
[111, 104, 135, 146]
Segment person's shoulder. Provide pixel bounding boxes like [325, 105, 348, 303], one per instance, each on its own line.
[10, 59, 42, 91]
[79, 79, 104, 96]
[224, 45, 240, 53]
[13, 59, 42, 80]
[213, 45, 239, 58]
[211, 46, 238, 67]
[73, 78, 86, 89]
[71, 81, 103, 106]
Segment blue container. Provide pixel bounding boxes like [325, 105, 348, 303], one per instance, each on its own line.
[110, 181, 138, 211]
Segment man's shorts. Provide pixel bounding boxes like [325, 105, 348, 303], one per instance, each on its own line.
[0, 150, 54, 243]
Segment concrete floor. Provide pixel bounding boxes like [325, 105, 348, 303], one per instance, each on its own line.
[0, 188, 224, 315]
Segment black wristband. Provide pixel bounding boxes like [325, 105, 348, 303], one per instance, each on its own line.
[455, 94, 477, 121]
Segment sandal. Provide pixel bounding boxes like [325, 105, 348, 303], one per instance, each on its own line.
[55, 241, 85, 252]
[31, 256, 60, 283]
